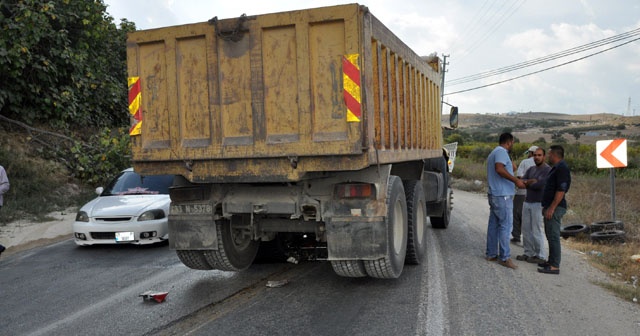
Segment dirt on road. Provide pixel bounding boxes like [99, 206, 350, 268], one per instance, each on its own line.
[0, 208, 76, 256]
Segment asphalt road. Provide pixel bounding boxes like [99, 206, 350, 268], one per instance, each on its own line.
[1, 189, 638, 335]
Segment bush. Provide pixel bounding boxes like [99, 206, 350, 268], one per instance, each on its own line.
[70, 127, 131, 186]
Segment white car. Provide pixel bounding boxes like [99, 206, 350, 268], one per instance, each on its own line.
[73, 168, 174, 246]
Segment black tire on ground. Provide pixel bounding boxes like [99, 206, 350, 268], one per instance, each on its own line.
[364, 175, 407, 279]
[331, 260, 368, 277]
[203, 217, 260, 271]
[403, 180, 427, 265]
[560, 224, 590, 239]
[590, 220, 624, 233]
[431, 188, 452, 229]
[590, 230, 626, 244]
[176, 250, 214, 270]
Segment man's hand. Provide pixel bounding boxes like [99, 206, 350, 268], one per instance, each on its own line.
[515, 179, 526, 189]
[544, 207, 555, 220]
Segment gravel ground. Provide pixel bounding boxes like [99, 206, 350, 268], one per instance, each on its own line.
[0, 208, 76, 256]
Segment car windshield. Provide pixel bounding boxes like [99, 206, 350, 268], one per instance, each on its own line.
[101, 171, 174, 196]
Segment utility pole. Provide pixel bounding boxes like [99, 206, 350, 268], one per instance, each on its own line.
[440, 54, 449, 113]
[627, 97, 631, 116]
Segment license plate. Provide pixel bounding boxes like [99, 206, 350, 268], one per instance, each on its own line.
[170, 204, 213, 215]
[115, 231, 135, 242]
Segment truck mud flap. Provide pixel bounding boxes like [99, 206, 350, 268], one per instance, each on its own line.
[326, 217, 387, 260]
[168, 217, 218, 250]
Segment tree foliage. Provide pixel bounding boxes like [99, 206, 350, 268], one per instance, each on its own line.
[0, 0, 135, 127]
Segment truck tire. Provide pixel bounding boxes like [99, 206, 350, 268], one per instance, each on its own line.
[590, 220, 624, 233]
[403, 180, 427, 265]
[364, 175, 407, 279]
[560, 224, 589, 239]
[331, 260, 368, 277]
[204, 218, 259, 271]
[590, 230, 625, 244]
[176, 250, 214, 270]
[431, 188, 452, 229]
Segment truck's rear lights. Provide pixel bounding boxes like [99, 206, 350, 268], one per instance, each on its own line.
[336, 183, 374, 198]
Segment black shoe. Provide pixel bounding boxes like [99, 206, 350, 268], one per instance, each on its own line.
[538, 266, 559, 274]
[537, 261, 550, 267]
[510, 237, 521, 243]
[0, 244, 5, 255]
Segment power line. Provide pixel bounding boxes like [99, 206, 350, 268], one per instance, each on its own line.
[447, 27, 640, 85]
[454, 0, 526, 62]
[443, 35, 640, 96]
[449, 0, 494, 53]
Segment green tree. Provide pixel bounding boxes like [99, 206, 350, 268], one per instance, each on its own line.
[534, 137, 547, 146]
[445, 133, 465, 146]
[0, 0, 136, 128]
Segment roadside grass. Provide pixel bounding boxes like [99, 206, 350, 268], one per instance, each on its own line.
[452, 159, 640, 303]
[451, 157, 486, 192]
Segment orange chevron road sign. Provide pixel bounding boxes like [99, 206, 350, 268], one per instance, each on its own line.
[596, 139, 627, 168]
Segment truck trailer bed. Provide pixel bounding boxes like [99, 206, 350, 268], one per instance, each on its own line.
[127, 4, 443, 182]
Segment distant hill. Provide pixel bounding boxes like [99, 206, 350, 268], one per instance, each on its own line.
[442, 112, 640, 144]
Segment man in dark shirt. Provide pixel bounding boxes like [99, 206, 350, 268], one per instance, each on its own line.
[539, 145, 571, 275]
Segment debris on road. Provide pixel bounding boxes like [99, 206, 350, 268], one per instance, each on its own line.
[266, 280, 289, 288]
[139, 291, 169, 303]
[588, 250, 603, 257]
[630, 255, 640, 263]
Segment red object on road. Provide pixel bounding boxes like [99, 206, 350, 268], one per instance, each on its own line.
[139, 291, 168, 303]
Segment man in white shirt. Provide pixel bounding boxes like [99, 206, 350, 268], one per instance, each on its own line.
[511, 146, 537, 243]
[0, 164, 9, 256]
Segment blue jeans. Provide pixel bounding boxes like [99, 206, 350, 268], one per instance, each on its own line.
[486, 195, 514, 261]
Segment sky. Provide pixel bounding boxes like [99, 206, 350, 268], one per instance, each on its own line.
[104, 0, 640, 116]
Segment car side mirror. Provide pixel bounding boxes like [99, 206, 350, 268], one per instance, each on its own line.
[95, 187, 104, 195]
[449, 106, 459, 129]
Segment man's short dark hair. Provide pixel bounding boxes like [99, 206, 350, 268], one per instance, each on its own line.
[499, 132, 514, 145]
[549, 145, 564, 159]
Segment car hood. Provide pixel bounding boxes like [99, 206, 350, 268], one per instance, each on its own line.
[81, 195, 170, 217]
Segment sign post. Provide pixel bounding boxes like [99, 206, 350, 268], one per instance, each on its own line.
[596, 139, 627, 221]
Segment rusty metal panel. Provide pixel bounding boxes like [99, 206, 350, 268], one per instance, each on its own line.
[136, 40, 171, 150]
[309, 20, 348, 142]
[365, 12, 443, 164]
[262, 25, 300, 144]
[176, 36, 212, 148]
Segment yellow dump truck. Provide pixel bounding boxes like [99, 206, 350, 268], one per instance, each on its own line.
[126, 4, 458, 278]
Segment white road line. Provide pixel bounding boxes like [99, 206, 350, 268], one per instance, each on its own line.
[415, 227, 449, 336]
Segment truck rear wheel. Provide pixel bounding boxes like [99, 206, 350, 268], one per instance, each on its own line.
[204, 218, 259, 271]
[431, 188, 452, 229]
[403, 180, 427, 265]
[176, 250, 214, 270]
[331, 260, 368, 277]
[364, 175, 407, 278]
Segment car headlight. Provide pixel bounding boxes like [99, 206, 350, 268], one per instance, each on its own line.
[76, 211, 89, 222]
[138, 209, 165, 221]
